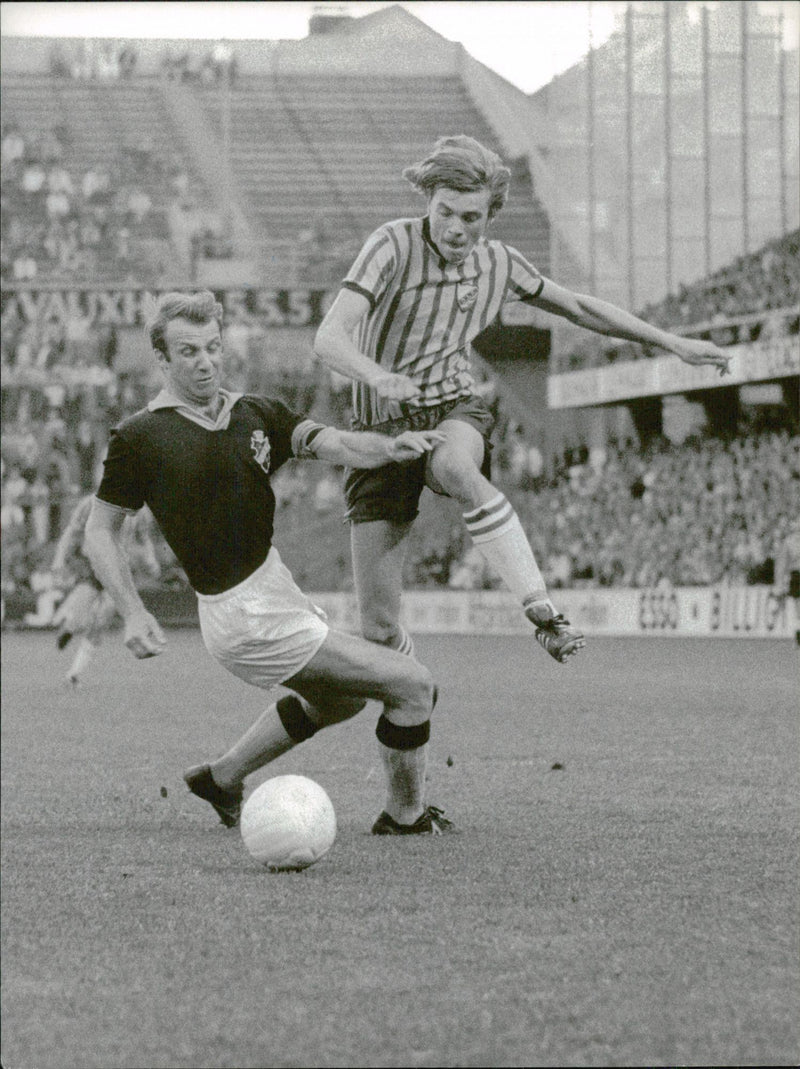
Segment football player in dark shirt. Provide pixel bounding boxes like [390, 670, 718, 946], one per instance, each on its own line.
[84, 290, 453, 836]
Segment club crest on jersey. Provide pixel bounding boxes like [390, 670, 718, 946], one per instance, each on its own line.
[250, 430, 271, 472]
[456, 281, 479, 312]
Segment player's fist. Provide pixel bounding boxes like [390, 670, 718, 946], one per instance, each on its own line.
[123, 610, 167, 659]
[388, 429, 446, 461]
[372, 372, 423, 401]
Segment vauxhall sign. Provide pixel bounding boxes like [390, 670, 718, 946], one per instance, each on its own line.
[0, 286, 335, 329]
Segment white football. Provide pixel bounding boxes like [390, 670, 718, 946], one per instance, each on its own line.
[240, 774, 336, 871]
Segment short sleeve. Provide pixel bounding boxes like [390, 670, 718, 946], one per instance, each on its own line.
[504, 245, 545, 304]
[341, 226, 399, 310]
[244, 396, 304, 472]
[95, 425, 146, 512]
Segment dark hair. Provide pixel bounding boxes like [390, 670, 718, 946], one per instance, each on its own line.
[146, 290, 223, 359]
[402, 135, 511, 219]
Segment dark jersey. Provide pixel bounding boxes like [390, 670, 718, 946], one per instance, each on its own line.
[96, 395, 319, 595]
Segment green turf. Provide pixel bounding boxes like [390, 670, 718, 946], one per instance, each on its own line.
[2, 630, 798, 1068]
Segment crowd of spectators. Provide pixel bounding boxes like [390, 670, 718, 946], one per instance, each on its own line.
[3, 274, 797, 613]
[0, 119, 183, 285]
[240, 419, 800, 595]
[160, 42, 238, 86]
[385, 425, 798, 593]
[641, 230, 800, 330]
[2, 154, 798, 617]
[48, 40, 139, 81]
[3, 370, 797, 615]
[0, 305, 347, 615]
[563, 229, 800, 371]
[509, 428, 799, 591]
[1, 369, 164, 613]
[46, 38, 239, 86]
[2, 110, 234, 286]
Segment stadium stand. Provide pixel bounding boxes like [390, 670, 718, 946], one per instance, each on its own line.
[0, 72, 226, 286]
[196, 71, 550, 280]
[1, 14, 797, 621]
[2, 206, 798, 611]
[560, 229, 800, 372]
[2, 65, 549, 287]
[641, 230, 800, 330]
[508, 427, 799, 591]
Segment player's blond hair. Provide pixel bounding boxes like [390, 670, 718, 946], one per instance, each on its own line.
[146, 290, 224, 359]
[402, 135, 511, 219]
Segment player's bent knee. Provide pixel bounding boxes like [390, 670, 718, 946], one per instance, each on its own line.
[430, 446, 480, 490]
[387, 665, 436, 719]
[376, 713, 430, 750]
[361, 620, 402, 648]
[276, 694, 319, 742]
[412, 664, 436, 711]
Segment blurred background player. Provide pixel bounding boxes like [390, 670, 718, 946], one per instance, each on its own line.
[84, 290, 453, 836]
[314, 135, 732, 666]
[51, 492, 160, 684]
[774, 516, 800, 645]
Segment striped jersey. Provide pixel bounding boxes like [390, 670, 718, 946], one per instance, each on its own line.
[342, 215, 545, 426]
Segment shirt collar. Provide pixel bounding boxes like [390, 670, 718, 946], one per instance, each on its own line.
[420, 215, 480, 274]
[148, 387, 244, 430]
[421, 215, 446, 265]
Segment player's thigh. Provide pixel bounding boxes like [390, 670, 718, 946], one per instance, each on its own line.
[55, 583, 102, 633]
[286, 627, 432, 720]
[425, 418, 487, 496]
[86, 592, 117, 640]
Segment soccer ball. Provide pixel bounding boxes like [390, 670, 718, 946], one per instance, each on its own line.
[240, 775, 336, 871]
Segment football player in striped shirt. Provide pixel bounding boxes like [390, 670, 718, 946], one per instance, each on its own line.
[314, 135, 731, 664]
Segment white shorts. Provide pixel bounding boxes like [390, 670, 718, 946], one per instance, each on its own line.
[197, 547, 329, 690]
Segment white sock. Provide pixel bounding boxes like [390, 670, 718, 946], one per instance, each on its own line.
[393, 626, 416, 658]
[463, 493, 547, 603]
[68, 637, 97, 681]
[371, 626, 416, 658]
[379, 742, 428, 824]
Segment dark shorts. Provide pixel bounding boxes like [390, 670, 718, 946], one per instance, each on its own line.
[344, 394, 496, 525]
[789, 570, 800, 600]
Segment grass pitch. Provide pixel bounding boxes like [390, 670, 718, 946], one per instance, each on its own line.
[1, 629, 798, 1068]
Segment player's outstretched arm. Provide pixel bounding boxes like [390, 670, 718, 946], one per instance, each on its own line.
[532, 278, 732, 376]
[308, 427, 445, 469]
[84, 498, 166, 659]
